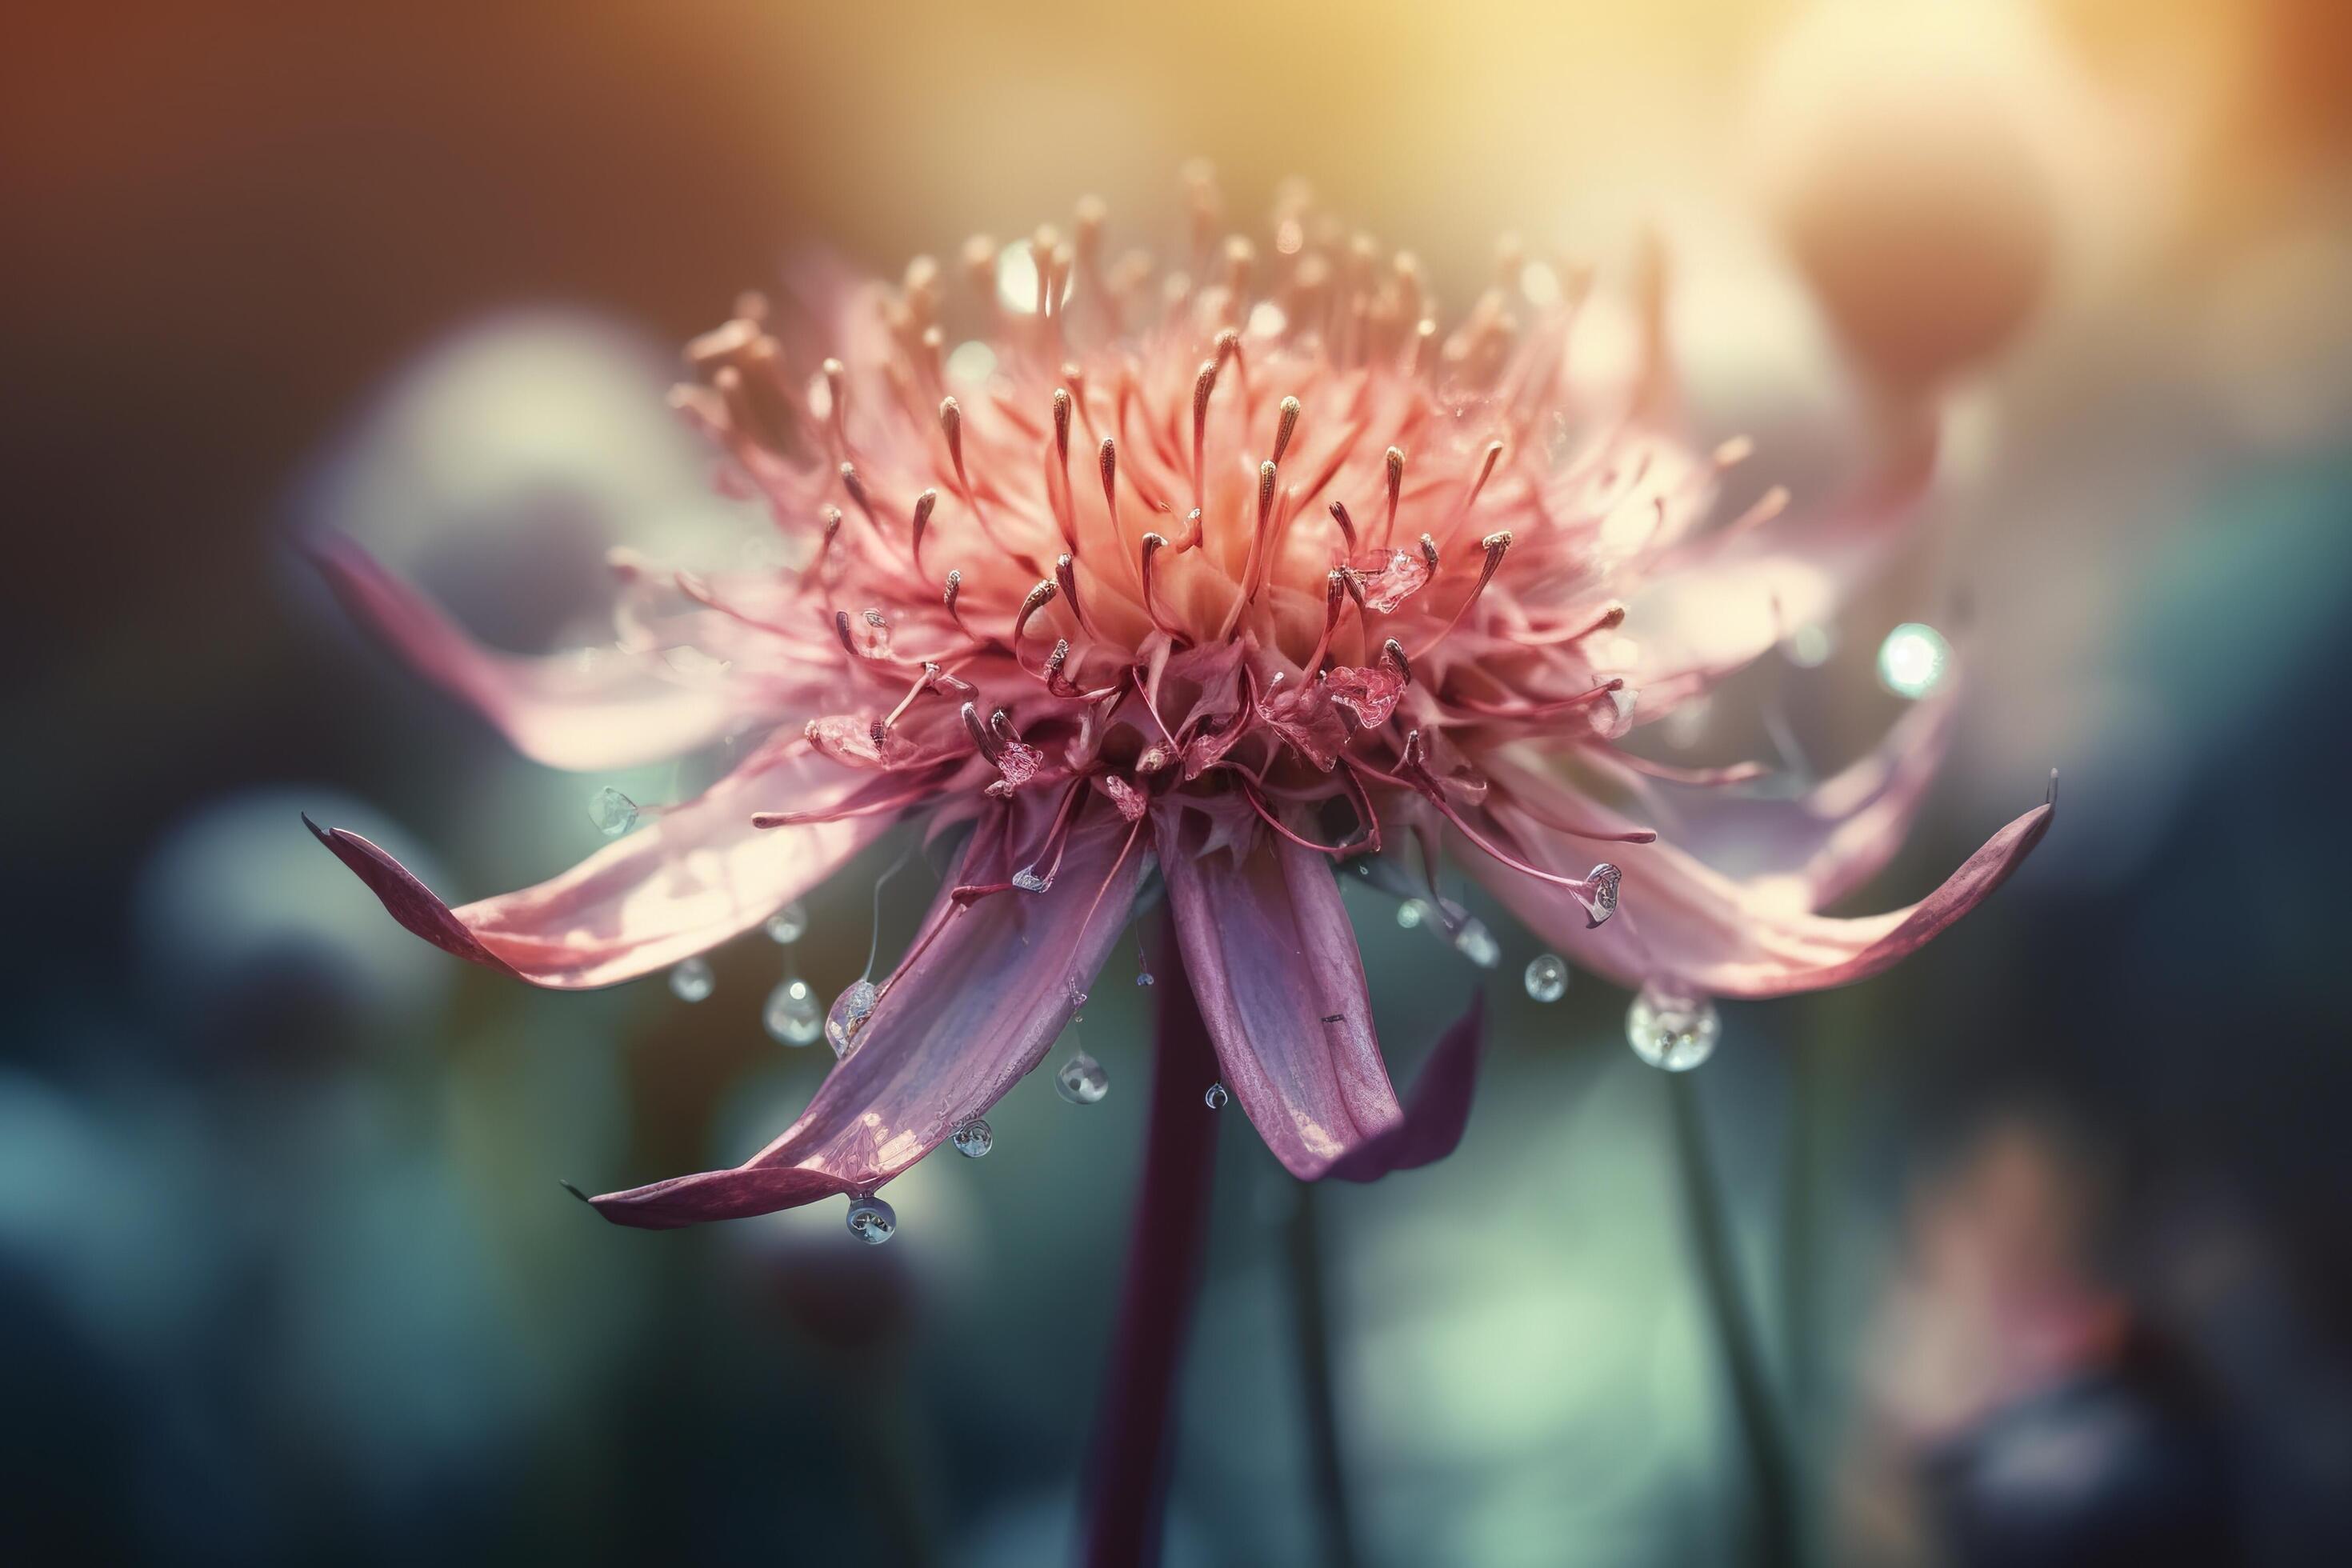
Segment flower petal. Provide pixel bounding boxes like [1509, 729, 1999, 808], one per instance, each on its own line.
[1622, 686, 1961, 907]
[308, 737, 882, 989]
[1156, 810, 1405, 1178]
[1324, 990, 1486, 1182]
[1466, 789, 2053, 999]
[586, 798, 1148, 1227]
[309, 532, 751, 770]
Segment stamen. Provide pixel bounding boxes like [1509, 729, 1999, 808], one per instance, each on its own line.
[1411, 530, 1513, 659]
[1098, 436, 1121, 538]
[1419, 532, 1440, 573]
[960, 701, 1003, 763]
[1138, 531, 1178, 638]
[1054, 553, 1101, 638]
[1304, 567, 1350, 671]
[942, 569, 966, 632]
[1190, 359, 1217, 506]
[909, 488, 938, 572]
[1394, 732, 1620, 922]
[1013, 578, 1059, 650]
[838, 462, 879, 529]
[1381, 638, 1412, 686]
[1328, 500, 1358, 550]
[821, 357, 849, 450]
[802, 506, 844, 586]
[1384, 446, 1406, 544]
[1273, 395, 1302, 466]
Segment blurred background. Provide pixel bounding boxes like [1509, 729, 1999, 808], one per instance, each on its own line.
[6, 2, 2350, 1562]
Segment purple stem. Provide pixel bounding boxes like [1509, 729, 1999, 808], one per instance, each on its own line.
[1078, 926, 1221, 1568]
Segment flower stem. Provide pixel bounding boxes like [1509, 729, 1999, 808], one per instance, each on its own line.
[1666, 1071, 1798, 1568]
[1079, 928, 1221, 1568]
[1284, 1180, 1362, 1568]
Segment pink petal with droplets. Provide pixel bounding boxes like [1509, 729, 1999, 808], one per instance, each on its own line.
[1624, 686, 1962, 906]
[307, 533, 754, 771]
[1465, 790, 2053, 999]
[1155, 809, 1406, 1179]
[309, 737, 882, 989]
[586, 799, 1146, 1226]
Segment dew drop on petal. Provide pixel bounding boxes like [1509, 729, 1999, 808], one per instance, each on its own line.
[1524, 954, 1570, 1002]
[826, 978, 879, 1058]
[667, 957, 714, 1003]
[1396, 899, 1427, 930]
[846, 1192, 897, 1245]
[1055, 1050, 1110, 1105]
[1452, 918, 1501, 969]
[1135, 969, 1155, 987]
[1626, 977, 1721, 1072]
[1012, 866, 1053, 893]
[1203, 1082, 1228, 1110]
[951, 1118, 994, 1158]
[590, 787, 638, 838]
[762, 977, 823, 1046]
[763, 900, 809, 944]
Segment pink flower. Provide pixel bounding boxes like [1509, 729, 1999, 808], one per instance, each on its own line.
[307, 181, 2051, 1228]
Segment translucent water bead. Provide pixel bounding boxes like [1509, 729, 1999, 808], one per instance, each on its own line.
[1626, 978, 1721, 1071]
[826, 979, 879, 1058]
[590, 787, 638, 837]
[763, 900, 809, 944]
[667, 957, 714, 1003]
[951, 1118, 994, 1158]
[1202, 1082, 1228, 1110]
[845, 1192, 897, 1244]
[1055, 1050, 1110, 1105]
[1524, 954, 1570, 1002]
[1451, 918, 1502, 969]
[762, 977, 823, 1046]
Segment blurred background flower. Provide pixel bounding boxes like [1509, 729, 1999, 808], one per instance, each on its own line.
[6, 1, 2350, 1562]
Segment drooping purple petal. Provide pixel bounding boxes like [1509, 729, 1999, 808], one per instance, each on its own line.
[587, 798, 1147, 1227]
[1155, 807, 1405, 1179]
[1325, 990, 1486, 1182]
[309, 532, 755, 771]
[309, 736, 883, 989]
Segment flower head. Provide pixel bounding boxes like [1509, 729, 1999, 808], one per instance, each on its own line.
[308, 174, 2051, 1228]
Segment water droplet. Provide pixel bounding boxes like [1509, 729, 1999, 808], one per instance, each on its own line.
[1055, 1050, 1110, 1105]
[763, 900, 809, 944]
[1524, 953, 1570, 1002]
[1452, 918, 1501, 969]
[1876, 622, 1950, 699]
[1626, 977, 1721, 1072]
[1582, 862, 1622, 927]
[1395, 899, 1427, 930]
[826, 978, 879, 1057]
[1203, 1082, 1228, 1110]
[1135, 970, 1155, 987]
[668, 957, 714, 1003]
[590, 786, 638, 837]
[1011, 866, 1053, 893]
[951, 1118, 994, 1158]
[762, 977, 823, 1046]
[845, 1192, 897, 1244]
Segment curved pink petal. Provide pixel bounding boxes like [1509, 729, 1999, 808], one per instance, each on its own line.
[1156, 808, 1405, 1179]
[1617, 686, 1961, 907]
[309, 737, 882, 989]
[587, 798, 1147, 1227]
[309, 533, 752, 771]
[1466, 787, 2054, 1000]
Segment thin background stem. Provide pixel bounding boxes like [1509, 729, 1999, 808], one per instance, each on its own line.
[1285, 1180, 1362, 1568]
[1668, 1070, 1798, 1568]
[1078, 926, 1221, 1568]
